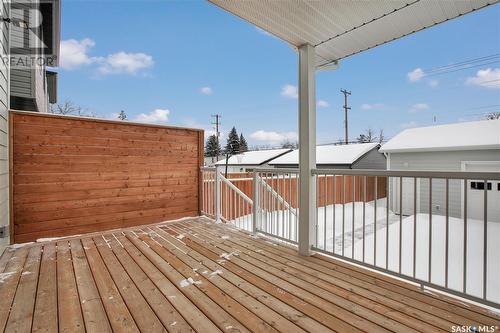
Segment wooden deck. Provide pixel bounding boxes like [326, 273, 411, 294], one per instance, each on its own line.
[0, 217, 498, 333]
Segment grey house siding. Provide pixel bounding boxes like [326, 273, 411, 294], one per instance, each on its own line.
[352, 149, 386, 170]
[10, 0, 31, 99]
[0, 0, 9, 251]
[388, 150, 500, 218]
[9, 0, 48, 113]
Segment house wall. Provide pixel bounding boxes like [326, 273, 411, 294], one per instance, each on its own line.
[9, 0, 48, 113]
[388, 149, 500, 217]
[9, 0, 32, 99]
[0, 0, 9, 252]
[352, 148, 386, 170]
[10, 111, 204, 242]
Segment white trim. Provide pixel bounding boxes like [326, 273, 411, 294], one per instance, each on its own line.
[298, 44, 317, 256]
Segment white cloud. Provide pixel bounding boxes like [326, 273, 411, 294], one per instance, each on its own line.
[59, 38, 154, 75]
[360, 103, 385, 111]
[466, 68, 500, 89]
[281, 84, 298, 99]
[407, 68, 425, 82]
[250, 130, 297, 143]
[97, 52, 154, 75]
[134, 109, 170, 124]
[60, 38, 96, 69]
[400, 121, 418, 129]
[317, 100, 329, 108]
[200, 86, 213, 95]
[409, 103, 430, 113]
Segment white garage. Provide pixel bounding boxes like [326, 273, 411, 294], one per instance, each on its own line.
[380, 119, 500, 222]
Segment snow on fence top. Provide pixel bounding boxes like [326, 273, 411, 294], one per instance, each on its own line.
[381, 119, 500, 153]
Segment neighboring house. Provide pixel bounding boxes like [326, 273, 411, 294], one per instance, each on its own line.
[269, 143, 386, 169]
[0, 0, 60, 248]
[380, 120, 500, 221]
[204, 155, 224, 167]
[215, 148, 293, 173]
[9, 0, 60, 113]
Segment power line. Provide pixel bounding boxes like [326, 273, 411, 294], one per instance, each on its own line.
[415, 53, 500, 78]
[424, 60, 500, 77]
[211, 114, 221, 160]
[424, 53, 500, 74]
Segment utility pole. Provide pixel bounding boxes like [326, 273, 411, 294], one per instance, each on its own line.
[211, 114, 221, 161]
[340, 89, 351, 144]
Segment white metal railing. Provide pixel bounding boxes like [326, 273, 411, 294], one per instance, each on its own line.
[200, 167, 217, 218]
[312, 168, 500, 308]
[201, 166, 500, 308]
[254, 169, 299, 243]
[219, 173, 253, 231]
[201, 167, 253, 231]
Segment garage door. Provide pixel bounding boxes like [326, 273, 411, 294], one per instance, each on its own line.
[463, 162, 500, 223]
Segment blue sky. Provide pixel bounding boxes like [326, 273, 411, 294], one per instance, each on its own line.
[57, 1, 500, 146]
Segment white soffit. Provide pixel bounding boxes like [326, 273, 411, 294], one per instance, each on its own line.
[208, 0, 498, 67]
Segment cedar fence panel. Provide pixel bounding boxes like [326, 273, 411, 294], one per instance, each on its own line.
[10, 111, 204, 242]
[211, 174, 387, 220]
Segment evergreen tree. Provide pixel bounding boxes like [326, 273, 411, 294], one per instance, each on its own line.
[118, 110, 127, 120]
[239, 133, 248, 153]
[205, 135, 221, 157]
[225, 127, 240, 155]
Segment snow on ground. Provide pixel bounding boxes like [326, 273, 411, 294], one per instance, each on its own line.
[233, 198, 500, 304]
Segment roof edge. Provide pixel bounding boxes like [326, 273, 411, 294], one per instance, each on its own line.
[380, 144, 500, 153]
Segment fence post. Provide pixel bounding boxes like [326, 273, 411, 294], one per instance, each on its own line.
[252, 171, 259, 234]
[215, 167, 221, 223]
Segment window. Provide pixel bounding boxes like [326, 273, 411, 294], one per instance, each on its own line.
[470, 181, 492, 190]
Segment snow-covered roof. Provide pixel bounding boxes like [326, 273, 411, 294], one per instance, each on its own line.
[270, 143, 379, 166]
[380, 120, 500, 153]
[215, 148, 292, 166]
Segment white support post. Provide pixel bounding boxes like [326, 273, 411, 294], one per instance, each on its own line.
[252, 171, 259, 234]
[215, 167, 221, 223]
[298, 44, 317, 256]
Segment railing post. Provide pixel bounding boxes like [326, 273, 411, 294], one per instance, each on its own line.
[252, 171, 259, 234]
[215, 167, 221, 223]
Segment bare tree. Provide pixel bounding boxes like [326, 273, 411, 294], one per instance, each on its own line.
[357, 128, 376, 143]
[281, 140, 298, 149]
[485, 112, 500, 120]
[378, 129, 385, 143]
[50, 100, 95, 117]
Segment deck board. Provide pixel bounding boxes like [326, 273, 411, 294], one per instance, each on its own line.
[0, 217, 498, 333]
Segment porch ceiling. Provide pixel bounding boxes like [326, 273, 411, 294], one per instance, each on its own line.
[208, 0, 499, 68]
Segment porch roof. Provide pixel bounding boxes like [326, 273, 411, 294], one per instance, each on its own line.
[208, 0, 498, 68]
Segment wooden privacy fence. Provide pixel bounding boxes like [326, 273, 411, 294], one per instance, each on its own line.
[211, 173, 387, 220]
[10, 111, 204, 242]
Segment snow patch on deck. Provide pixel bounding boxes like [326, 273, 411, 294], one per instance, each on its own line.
[179, 277, 202, 288]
